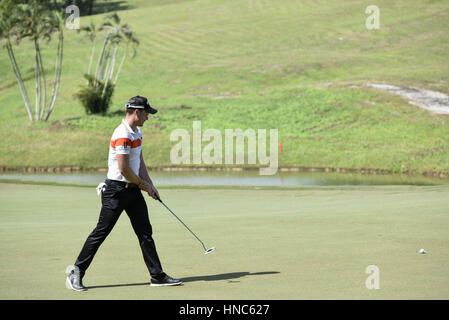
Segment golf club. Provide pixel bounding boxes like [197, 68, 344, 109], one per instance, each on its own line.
[157, 197, 215, 255]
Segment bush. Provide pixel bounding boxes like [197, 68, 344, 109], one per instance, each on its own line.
[75, 74, 114, 114]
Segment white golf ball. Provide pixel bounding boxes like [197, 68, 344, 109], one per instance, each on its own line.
[419, 249, 426, 254]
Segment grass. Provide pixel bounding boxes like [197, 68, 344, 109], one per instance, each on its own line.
[1, 0, 449, 173]
[0, 182, 448, 299]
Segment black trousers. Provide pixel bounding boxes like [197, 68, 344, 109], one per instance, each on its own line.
[74, 180, 164, 278]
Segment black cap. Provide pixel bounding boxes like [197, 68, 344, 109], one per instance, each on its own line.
[125, 96, 157, 114]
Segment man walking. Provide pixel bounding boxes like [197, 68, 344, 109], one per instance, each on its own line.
[66, 96, 182, 291]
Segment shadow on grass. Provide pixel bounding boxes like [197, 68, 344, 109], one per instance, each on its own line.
[87, 282, 150, 289]
[90, 1, 134, 15]
[86, 271, 280, 289]
[104, 110, 125, 117]
[181, 271, 280, 283]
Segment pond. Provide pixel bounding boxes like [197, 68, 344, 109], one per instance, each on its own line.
[0, 171, 447, 187]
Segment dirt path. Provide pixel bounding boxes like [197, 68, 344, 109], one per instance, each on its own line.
[365, 83, 449, 115]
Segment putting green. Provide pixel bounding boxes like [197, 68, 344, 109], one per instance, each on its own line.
[0, 182, 448, 299]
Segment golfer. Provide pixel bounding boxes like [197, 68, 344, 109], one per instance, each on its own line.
[66, 96, 182, 291]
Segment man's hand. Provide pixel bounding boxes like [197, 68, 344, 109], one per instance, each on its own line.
[117, 150, 160, 200]
[148, 184, 160, 201]
[139, 181, 160, 200]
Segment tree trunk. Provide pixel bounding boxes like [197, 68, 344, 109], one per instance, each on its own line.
[102, 44, 118, 98]
[34, 40, 42, 121]
[100, 46, 110, 82]
[109, 43, 118, 80]
[86, 39, 96, 85]
[114, 43, 128, 85]
[37, 43, 47, 120]
[6, 40, 33, 121]
[45, 30, 64, 121]
[94, 31, 110, 88]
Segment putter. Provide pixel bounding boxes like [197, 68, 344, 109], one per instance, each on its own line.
[157, 197, 215, 255]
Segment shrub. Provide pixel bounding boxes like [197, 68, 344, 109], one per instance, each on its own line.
[75, 74, 114, 114]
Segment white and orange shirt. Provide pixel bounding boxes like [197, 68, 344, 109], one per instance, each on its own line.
[107, 119, 142, 182]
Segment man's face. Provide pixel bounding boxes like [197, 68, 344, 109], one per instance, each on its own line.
[136, 109, 149, 126]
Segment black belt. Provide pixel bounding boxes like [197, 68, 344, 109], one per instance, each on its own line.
[105, 179, 139, 189]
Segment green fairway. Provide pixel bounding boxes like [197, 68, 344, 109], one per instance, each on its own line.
[0, 182, 448, 299]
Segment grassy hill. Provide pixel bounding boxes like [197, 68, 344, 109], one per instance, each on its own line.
[1, 0, 449, 174]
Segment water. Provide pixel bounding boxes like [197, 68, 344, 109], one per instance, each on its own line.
[0, 171, 447, 187]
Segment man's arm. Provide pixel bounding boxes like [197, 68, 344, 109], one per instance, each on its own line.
[139, 152, 153, 185]
[117, 153, 158, 199]
[139, 152, 160, 200]
[116, 153, 160, 200]
[117, 153, 140, 184]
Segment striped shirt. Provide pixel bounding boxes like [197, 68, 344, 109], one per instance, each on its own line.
[107, 119, 142, 182]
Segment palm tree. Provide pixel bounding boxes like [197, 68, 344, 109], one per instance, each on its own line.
[101, 31, 122, 98]
[76, 12, 138, 114]
[0, 2, 33, 121]
[114, 25, 139, 85]
[17, 2, 48, 121]
[43, 10, 64, 121]
[80, 13, 139, 91]
[14, 0, 64, 121]
[96, 13, 138, 87]
[79, 21, 98, 84]
[93, 13, 121, 89]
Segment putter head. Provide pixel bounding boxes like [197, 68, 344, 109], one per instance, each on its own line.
[205, 247, 216, 255]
